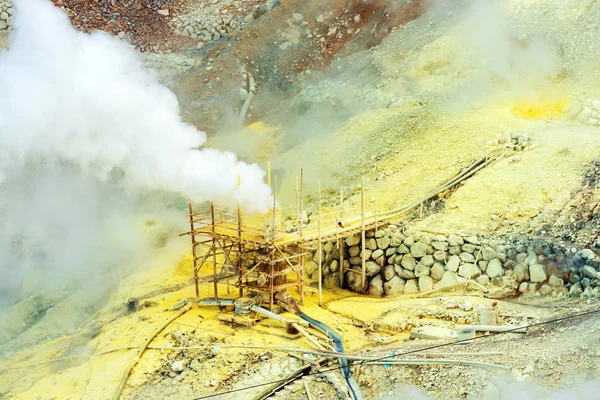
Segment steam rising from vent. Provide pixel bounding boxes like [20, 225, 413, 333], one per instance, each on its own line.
[0, 0, 271, 306]
[0, 0, 272, 212]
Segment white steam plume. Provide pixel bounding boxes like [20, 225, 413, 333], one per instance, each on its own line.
[0, 0, 272, 213]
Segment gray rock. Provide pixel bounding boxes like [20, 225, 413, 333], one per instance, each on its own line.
[366, 261, 381, 276]
[349, 246, 360, 257]
[410, 243, 428, 258]
[330, 260, 339, 272]
[526, 252, 538, 266]
[448, 235, 464, 246]
[371, 249, 384, 260]
[580, 249, 596, 260]
[346, 235, 360, 246]
[530, 264, 547, 283]
[486, 258, 504, 278]
[306, 261, 318, 276]
[421, 255, 435, 267]
[539, 284, 553, 296]
[478, 260, 488, 272]
[404, 279, 419, 294]
[582, 265, 598, 279]
[464, 236, 479, 244]
[384, 276, 405, 296]
[446, 255, 460, 272]
[172, 361, 184, 372]
[386, 247, 397, 257]
[458, 263, 481, 279]
[368, 275, 384, 297]
[433, 251, 446, 262]
[390, 234, 405, 246]
[448, 245, 461, 255]
[346, 270, 363, 292]
[432, 241, 449, 251]
[396, 244, 410, 254]
[459, 252, 476, 263]
[403, 236, 415, 246]
[431, 263, 445, 280]
[482, 247, 496, 261]
[349, 256, 361, 265]
[374, 230, 385, 238]
[382, 265, 395, 281]
[569, 282, 583, 297]
[516, 252, 528, 264]
[395, 266, 416, 280]
[366, 238, 378, 250]
[477, 274, 490, 286]
[324, 241, 334, 253]
[0, 12, 7, 21]
[462, 244, 476, 254]
[569, 273, 581, 283]
[415, 263, 431, 277]
[376, 237, 391, 250]
[548, 275, 563, 287]
[419, 276, 434, 293]
[418, 235, 433, 245]
[0, 20, 6, 30]
[513, 263, 529, 282]
[401, 255, 416, 270]
[360, 249, 372, 259]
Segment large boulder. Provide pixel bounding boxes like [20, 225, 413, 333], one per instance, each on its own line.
[384, 276, 405, 296]
[376, 237, 391, 250]
[368, 276, 384, 297]
[486, 258, 504, 278]
[513, 263, 529, 282]
[415, 263, 431, 277]
[419, 276, 433, 293]
[401, 255, 416, 270]
[382, 265, 396, 281]
[458, 263, 481, 279]
[446, 255, 460, 272]
[404, 279, 419, 294]
[345, 235, 360, 246]
[411, 243, 428, 258]
[530, 264, 547, 283]
[366, 261, 381, 276]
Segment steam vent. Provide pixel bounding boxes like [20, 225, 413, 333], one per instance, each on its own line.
[4, 0, 600, 399]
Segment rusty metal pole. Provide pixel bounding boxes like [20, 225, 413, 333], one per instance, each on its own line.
[210, 203, 219, 302]
[188, 200, 199, 298]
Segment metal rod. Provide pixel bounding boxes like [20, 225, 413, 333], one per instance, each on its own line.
[318, 180, 322, 306]
[210, 203, 219, 302]
[361, 176, 366, 294]
[238, 205, 243, 297]
[188, 200, 200, 298]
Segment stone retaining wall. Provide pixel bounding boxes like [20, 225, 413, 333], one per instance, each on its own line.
[565, 93, 600, 127]
[0, 1, 12, 31]
[307, 226, 600, 299]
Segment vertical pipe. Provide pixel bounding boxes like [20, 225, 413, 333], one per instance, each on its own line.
[339, 190, 345, 288]
[210, 203, 219, 302]
[318, 180, 322, 306]
[361, 177, 366, 294]
[299, 168, 305, 305]
[270, 176, 277, 310]
[296, 175, 302, 298]
[188, 200, 199, 299]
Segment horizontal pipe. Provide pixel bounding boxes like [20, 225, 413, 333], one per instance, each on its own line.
[469, 325, 527, 333]
[363, 359, 510, 371]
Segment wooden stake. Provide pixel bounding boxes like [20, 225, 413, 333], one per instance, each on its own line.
[361, 176, 367, 294]
[374, 198, 378, 232]
[318, 180, 322, 306]
[237, 206, 243, 298]
[299, 168, 305, 305]
[210, 203, 219, 302]
[339, 190, 344, 288]
[188, 200, 199, 298]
